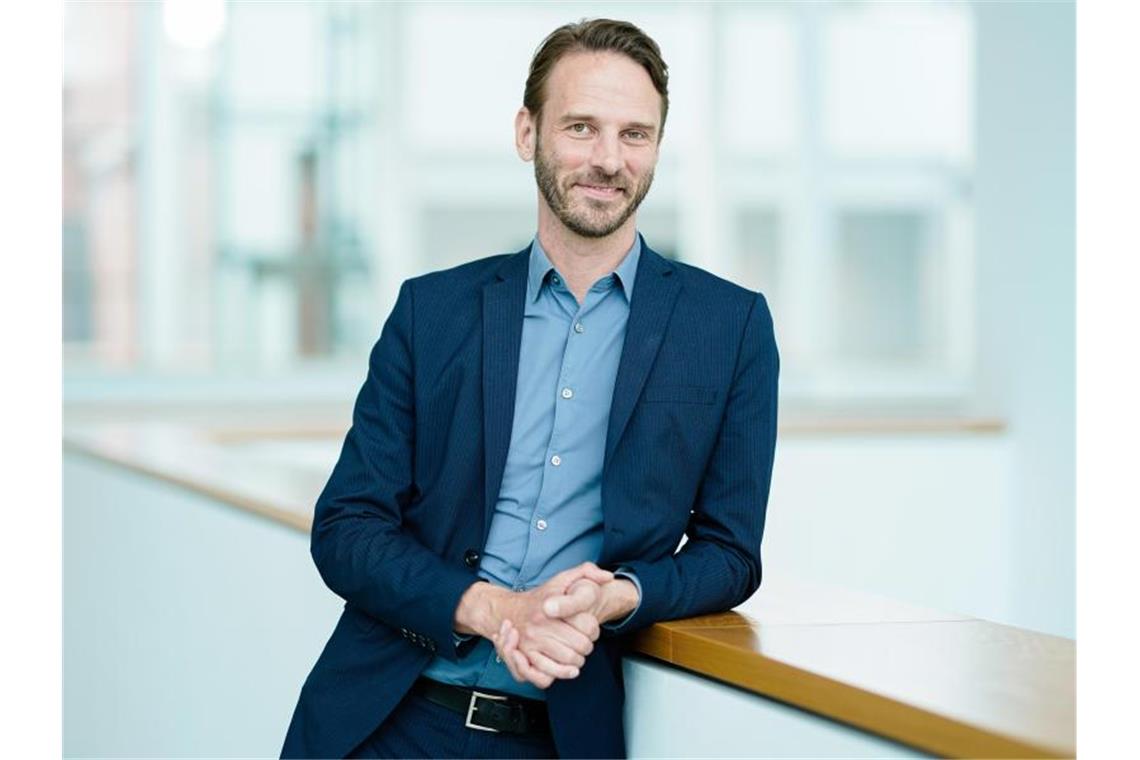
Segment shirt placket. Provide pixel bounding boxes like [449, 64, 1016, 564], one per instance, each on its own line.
[513, 278, 604, 588]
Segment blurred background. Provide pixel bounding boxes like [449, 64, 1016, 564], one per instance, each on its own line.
[65, 0, 988, 402]
[62, 1, 1074, 755]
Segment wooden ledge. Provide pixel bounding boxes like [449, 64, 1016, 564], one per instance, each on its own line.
[637, 597, 1073, 758]
[63, 421, 1069, 758]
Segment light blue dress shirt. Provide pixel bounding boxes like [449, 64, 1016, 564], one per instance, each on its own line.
[421, 234, 643, 700]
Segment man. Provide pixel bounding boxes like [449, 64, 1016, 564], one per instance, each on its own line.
[281, 17, 778, 759]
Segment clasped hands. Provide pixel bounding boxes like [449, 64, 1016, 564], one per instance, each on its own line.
[453, 562, 639, 689]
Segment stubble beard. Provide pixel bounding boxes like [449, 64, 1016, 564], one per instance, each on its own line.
[533, 134, 655, 239]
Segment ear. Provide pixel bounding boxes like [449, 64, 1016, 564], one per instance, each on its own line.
[515, 107, 537, 162]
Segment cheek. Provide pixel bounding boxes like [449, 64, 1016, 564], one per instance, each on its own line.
[626, 161, 652, 183]
[625, 151, 656, 176]
[549, 136, 592, 164]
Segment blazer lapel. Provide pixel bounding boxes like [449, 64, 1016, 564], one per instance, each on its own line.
[604, 243, 681, 468]
[482, 248, 530, 533]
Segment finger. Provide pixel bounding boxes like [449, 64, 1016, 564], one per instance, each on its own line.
[542, 619, 593, 656]
[497, 618, 513, 650]
[512, 650, 554, 689]
[543, 581, 599, 619]
[565, 611, 601, 642]
[500, 620, 515, 650]
[530, 631, 587, 668]
[524, 648, 580, 681]
[524, 614, 593, 657]
[563, 577, 606, 607]
[504, 651, 526, 683]
[518, 622, 581, 666]
[500, 625, 525, 683]
[542, 593, 575, 619]
[577, 562, 615, 584]
[548, 562, 612, 592]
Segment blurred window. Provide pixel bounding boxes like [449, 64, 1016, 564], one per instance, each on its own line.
[63, 1, 975, 409]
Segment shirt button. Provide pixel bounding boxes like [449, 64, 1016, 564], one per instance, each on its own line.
[552, 275, 561, 285]
[574, 322, 584, 334]
[551, 454, 562, 466]
[561, 387, 574, 399]
[536, 519, 548, 531]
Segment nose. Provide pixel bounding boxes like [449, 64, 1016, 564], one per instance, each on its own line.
[590, 131, 622, 177]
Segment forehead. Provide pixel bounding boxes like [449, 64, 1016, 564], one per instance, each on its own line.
[543, 51, 661, 127]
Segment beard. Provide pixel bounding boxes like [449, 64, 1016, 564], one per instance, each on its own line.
[533, 135, 655, 239]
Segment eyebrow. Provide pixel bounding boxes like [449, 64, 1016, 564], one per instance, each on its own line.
[559, 113, 658, 135]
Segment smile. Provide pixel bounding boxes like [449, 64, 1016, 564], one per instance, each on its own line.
[575, 184, 625, 200]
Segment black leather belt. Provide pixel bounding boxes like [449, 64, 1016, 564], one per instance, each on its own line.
[412, 677, 551, 736]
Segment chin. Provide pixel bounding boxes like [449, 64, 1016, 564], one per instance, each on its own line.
[565, 216, 630, 239]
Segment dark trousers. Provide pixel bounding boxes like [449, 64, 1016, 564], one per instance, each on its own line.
[347, 689, 559, 759]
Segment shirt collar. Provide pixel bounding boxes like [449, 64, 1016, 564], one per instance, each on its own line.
[526, 234, 642, 304]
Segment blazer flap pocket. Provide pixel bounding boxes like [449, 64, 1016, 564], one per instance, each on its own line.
[642, 384, 718, 404]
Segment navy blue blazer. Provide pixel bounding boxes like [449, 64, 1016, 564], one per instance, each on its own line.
[281, 240, 779, 759]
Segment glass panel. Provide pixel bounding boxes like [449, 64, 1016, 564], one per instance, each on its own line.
[635, 207, 679, 261]
[822, 3, 973, 162]
[833, 210, 926, 363]
[61, 1, 977, 405]
[215, 2, 378, 365]
[720, 12, 800, 154]
[418, 206, 533, 273]
[63, 1, 138, 367]
[220, 124, 308, 252]
[734, 209, 781, 300]
[223, 2, 323, 111]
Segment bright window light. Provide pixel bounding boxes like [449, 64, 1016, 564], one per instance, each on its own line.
[163, 0, 227, 50]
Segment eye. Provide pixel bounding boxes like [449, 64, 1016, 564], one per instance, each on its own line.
[624, 130, 648, 141]
[569, 123, 591, 135]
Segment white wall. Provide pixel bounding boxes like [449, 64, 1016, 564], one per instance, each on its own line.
[624, 657, 926, 758]
[763, 433, 1019, 631]
[63, 454, 342, 758]
[63, 452, 935, 758]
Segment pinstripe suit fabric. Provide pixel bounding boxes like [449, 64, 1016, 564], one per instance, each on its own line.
[280, 238, 779, 759]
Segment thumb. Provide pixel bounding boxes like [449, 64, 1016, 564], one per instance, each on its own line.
[543, 581, 596, 618]
[577, 561, 614, 584]
[549, 562, 613, 592]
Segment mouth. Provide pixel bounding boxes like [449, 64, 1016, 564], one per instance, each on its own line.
[574, 183, 626, 201]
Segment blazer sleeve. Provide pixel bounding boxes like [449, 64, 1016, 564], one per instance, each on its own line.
[309, 280, 477, 661]
[616, 292, 779, 633]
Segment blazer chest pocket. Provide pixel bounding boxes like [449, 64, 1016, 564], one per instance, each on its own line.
[642, 385, 718, 405]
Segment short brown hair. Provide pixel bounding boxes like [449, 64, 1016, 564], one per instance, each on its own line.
[523, 18, 670, 139]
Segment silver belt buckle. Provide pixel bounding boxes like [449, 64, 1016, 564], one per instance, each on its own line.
[465, 690, 507, 733]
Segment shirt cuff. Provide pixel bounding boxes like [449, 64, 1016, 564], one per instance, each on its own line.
[602, 568, 642, 632]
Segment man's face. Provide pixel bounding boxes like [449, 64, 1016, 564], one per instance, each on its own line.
[520, 51, 662, 239]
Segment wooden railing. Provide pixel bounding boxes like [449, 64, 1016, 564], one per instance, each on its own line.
[63, 420, 1071, 759]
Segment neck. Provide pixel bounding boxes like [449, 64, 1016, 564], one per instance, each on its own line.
[536, 206, 637, 303]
